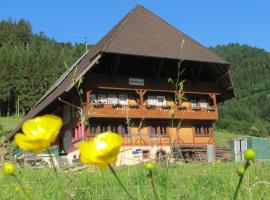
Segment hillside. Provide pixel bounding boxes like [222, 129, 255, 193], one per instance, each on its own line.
[0, 19, 85, 116]
[211, 44, 270, 136]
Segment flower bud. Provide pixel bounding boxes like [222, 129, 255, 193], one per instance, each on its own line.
[145, 162, 155, 171]
[244, 149, 256, 161]
[2, 162, 15, 176]
[237, 166, 245, 176]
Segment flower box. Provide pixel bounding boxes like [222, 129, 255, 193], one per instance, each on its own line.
[161, 105, 171, 110]
[146, 105, 156, 109]
[177, 105, 186, 110]
[93, 102, 104, 108]
[112, 103, 122, 109]
[129, 104, 140, 109]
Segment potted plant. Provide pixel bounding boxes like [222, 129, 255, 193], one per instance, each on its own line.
[146, 104, 156, 109]
[112, 103, 122, 109]
[129, 104, 139, 109]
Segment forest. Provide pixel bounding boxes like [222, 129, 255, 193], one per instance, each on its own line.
[0, 19, 85, 116]
[212, 44, 270, 137]
[0, 19, 269, 137]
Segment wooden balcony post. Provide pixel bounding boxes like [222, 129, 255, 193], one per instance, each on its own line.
[135, 89, 147, 106]
[210, 93, 217, 111]
[86, 90, 92, 103]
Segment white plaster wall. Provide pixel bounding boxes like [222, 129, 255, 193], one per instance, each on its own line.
[116, 145, 171, 166]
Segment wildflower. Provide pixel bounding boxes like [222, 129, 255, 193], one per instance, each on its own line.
[14, 115, 63, 152]
[79, 131, 122, 168]
[244, 149, 256, 161]
[236, 166, 245, 176]
[145, 161, 155, 171]
[2, 162, 15, 176]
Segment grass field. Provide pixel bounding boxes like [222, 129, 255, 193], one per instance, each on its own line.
[0, 116, 22, 133]
[214, 129, 244, 148]
[1, 162, 270, 200]
[1, 117, 269, 199]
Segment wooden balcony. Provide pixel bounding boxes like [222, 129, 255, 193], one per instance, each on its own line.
[85, 104, 218, 120]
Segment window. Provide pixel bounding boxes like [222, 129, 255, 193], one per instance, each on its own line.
[142, 150, 150, 159]
[191, 100, 197, 109]
[149, 122, 168, 135]
[148, 96, 166, 106]
[110, 124, 119, 133]
[157, 96, 166, 106]
[119, 94, 128, 105]
[98, 94, 107, 104]
[203, 124, 210, 135]
[72, 122, 83, 142]
[195, 124, 202, 135]
[148, 96, 157, 106]
[108, 94, 118, 104]
[194, 122, 211, 136]
[119, 123, 128, 135]
[100, 123, 108, 133]
[200, 100, 208, 109]
[90, 94, 96, 104]
[150, 125, 158, 134]
[90, 124, 98, 136]
[160, 124, 167, 135]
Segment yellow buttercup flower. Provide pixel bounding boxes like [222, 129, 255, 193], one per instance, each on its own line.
[79, 132, 122, 168]
[14, 115, 63, 153]
[2, 162, 15, 175]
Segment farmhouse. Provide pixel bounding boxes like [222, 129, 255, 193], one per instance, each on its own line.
[9, 5, 234, 165]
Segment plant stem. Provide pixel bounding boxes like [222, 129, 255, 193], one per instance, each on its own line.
[48, 149, 59, 178]
[101, 171, 110, 200]
[48, 149, 67, 199]
[149, 171, 159, 200]
[13, 174, 32, 200]
[108, 164, 135, 200]
[233, 161, 250, 200]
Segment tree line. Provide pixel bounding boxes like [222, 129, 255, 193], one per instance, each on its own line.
[0, 19, 85, 116]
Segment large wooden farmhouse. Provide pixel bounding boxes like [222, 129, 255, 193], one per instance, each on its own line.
[10, 5, 234, 165]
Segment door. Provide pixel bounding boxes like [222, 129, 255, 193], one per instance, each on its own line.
[234, 138, 247, 162]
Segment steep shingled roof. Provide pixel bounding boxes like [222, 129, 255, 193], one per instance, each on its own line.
[95, 5, 228, 63]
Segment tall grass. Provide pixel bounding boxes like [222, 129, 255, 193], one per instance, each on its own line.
[1, 162, 269, 200]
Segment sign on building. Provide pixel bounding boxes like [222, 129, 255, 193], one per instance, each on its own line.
[129, 78, 144, 86]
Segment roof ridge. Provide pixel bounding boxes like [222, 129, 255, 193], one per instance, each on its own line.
[101, 6, 138, 52]
[138, 6, 228, 64]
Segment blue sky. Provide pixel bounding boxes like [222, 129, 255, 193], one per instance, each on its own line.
[1, 0, 270, 51]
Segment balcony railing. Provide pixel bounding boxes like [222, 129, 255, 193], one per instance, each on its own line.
[85, 103, 218, 120]
[122, 133, 171, 146]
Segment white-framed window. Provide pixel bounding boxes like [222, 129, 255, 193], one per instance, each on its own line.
[147, 96, 157, 106]
[200, 100, 208, 108]
[90, 94, 96, 104]
[98, 94, 107, 104]
[157, 96, 166, 106]
[107, 94, 118, 104]
[119, 94, 128, 105]
[190, 100, 197, 108]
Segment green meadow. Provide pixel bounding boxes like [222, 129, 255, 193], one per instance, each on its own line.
[1, 118, 268, 199]
[1, 162, 270, 200]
